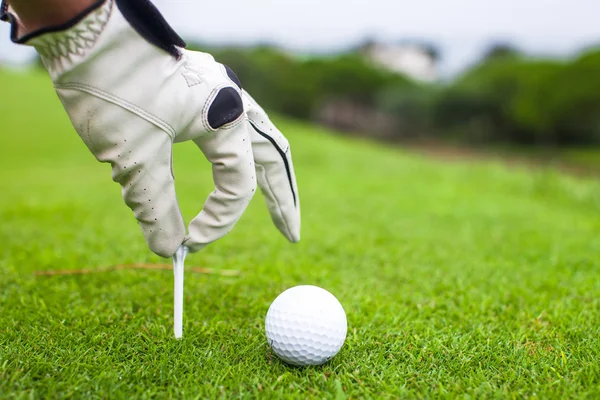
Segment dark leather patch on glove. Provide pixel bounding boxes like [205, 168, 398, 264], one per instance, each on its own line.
[116, 0, 186, 59]
[208, 87, 244, 130]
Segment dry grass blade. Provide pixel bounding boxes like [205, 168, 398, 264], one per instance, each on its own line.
[34, 263, 241, 277]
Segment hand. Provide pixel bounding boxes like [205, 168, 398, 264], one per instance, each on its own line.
[2, 0, 300, 257]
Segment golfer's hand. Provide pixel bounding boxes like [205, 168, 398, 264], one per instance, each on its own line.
[2, 0, 300, 257]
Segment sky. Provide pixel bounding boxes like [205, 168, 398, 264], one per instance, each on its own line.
[1, 0, 599, 75]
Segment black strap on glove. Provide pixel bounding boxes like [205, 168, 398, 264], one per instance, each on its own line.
[116, 0, 186, 59]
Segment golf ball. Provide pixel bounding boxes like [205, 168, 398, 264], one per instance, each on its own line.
[265, 285, 347, 366]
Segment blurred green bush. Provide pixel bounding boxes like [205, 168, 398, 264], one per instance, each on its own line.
[437, 49, 600, 146]
[190, 43, 600, 147]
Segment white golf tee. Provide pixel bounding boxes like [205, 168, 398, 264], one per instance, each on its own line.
[172, 245, 189, 339]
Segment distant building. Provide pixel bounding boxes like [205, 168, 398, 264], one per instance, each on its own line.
[359, 41, 439, 83]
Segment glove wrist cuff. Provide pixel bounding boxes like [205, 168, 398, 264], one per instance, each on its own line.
[5, 0, 111, 67]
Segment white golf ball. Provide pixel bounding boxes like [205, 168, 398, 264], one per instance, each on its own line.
[265, 285, 347, 366]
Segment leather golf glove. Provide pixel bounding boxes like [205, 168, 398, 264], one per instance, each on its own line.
[1, 0, 300, 257]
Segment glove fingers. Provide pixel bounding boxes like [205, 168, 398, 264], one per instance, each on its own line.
[185, 121, 257, 252]
[243, 91, 301, 243]
[114, 134, 186, 258]
[57, 92, 187, 258]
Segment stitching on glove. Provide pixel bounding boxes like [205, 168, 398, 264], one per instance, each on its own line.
[182, 65, 204, 87]
[249, 121, 297, 208]
[201, 87, 220, 131]
[55, 82, 176, 140]
[256, 164, 293, 238]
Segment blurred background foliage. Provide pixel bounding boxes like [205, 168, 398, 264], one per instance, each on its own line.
[186, 42, 600, 149]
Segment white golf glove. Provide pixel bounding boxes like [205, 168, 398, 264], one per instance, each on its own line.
[1, 0, 300, 257]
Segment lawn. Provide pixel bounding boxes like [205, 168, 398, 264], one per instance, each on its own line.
[1, 69, 600, 399]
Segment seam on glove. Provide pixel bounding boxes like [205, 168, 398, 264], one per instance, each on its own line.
[256, 164, 293, 239]
[55, 82, 176, 140]
[249, 121, 297, 207]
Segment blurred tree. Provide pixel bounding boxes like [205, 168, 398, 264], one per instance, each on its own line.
[547, 49, 600, 144]
[483, 43, 521, 62]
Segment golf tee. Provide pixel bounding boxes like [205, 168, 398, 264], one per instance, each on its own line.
[173, 245, 189, 339]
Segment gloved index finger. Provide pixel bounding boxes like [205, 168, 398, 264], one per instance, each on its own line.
[184, 120, 257, 253]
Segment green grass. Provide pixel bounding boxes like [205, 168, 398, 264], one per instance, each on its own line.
[1, 69, 600, 399]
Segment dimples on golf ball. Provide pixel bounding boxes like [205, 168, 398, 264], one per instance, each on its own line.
[265, 286, 347, 366]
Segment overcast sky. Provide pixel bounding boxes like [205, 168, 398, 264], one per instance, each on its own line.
[1, 0, 599, 75]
